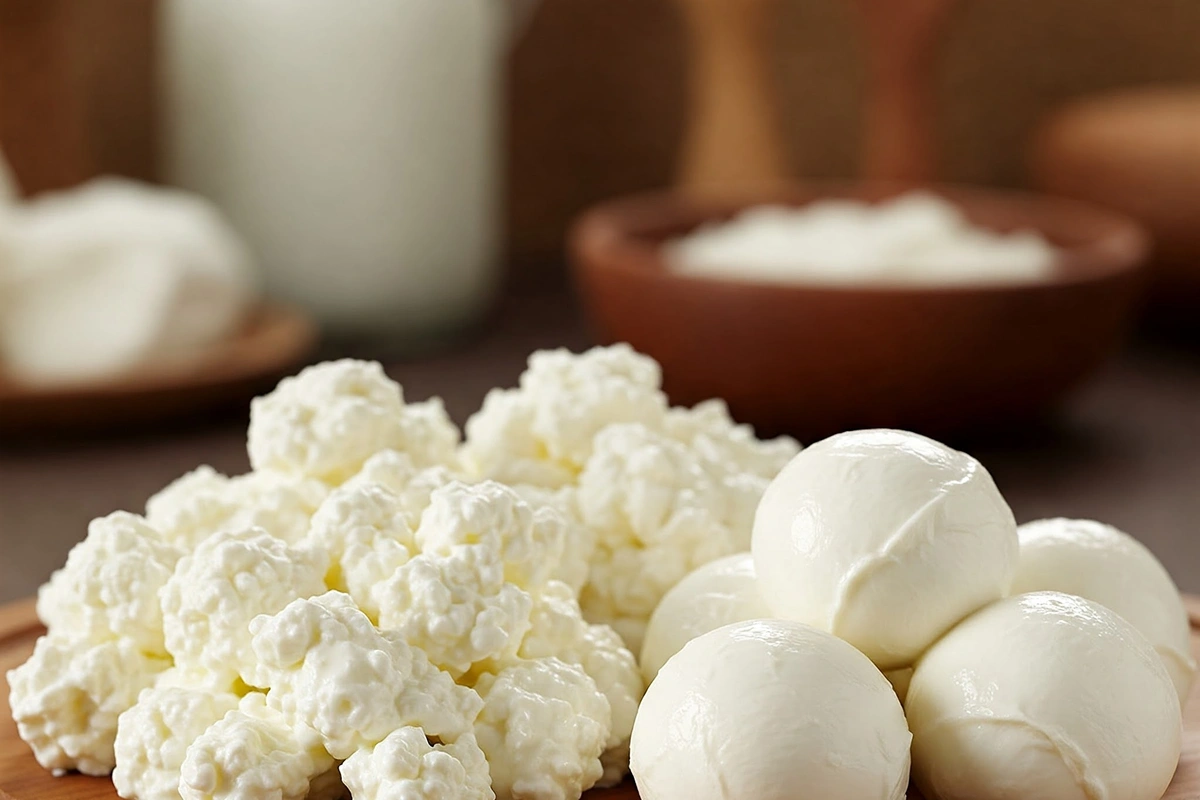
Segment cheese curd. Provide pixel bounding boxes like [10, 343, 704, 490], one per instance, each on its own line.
[639, 553, 770, 685]
[1013, 518, 1197, 704]
[179, 693, 334, 800]
[373, 544, 533, 678]
[663, 399, 799, 480]
[340, 728, 493, 800]
[473, 658, 610, 800]
[343, 450, 461, 529]
[146, 466, 328, 548]
[510, 486, 595, 595]
[517, 582, 643, 786]
[305, 482, 417, 621]
[113, 686, 240, 800]
[7, 635, 170, 776]
[462, 345, 668, 488]
[159, 529, 328, 688]
[907, 592, 1182, 800]
[577, 424, 755, 653]
[631, 619, 911, 800]
[36, 511, 182, 656]
[416, 482, 568, 593]
[248, 592, 481, 760]
[752, 429, 1018, 669]
[249, 360, 458, 484]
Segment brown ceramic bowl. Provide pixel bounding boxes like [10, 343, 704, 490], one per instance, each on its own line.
[569, 184, 1150, 440]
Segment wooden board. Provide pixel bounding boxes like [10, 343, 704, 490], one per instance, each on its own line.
[0, 303, 317, 439]
[3, 597, 1200, 800]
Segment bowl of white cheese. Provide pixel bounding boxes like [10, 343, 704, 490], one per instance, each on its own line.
[570, 183, 1149, 439]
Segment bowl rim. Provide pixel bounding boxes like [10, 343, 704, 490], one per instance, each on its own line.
[569, 181, 1151, 296]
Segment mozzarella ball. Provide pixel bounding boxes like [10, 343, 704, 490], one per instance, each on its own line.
[752, 429, 1018, 668]
[884, 669, 913, 705]
[1013, 518, 1196, 704]
[631, 619, 911, 800]
[639, 553, 770, 684]
[907, 592, 1182, 800]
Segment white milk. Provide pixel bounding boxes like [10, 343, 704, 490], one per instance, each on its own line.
[161, 0, 510, 342]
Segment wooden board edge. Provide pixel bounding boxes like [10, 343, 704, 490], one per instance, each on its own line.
[0, 600, 39, 647]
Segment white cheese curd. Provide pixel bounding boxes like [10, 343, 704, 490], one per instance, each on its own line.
[639, 552, 770, 685]
[473, 657, 610, 800]
[907, 592, 1182, 800]
[667, 192, 1057, 287]
[248, 359, 459, 484]
[248, 592, 482, 760]
[113, 685, 240, 800]
[416, 481, 568, 593]
[752, 429, 1018, 669]
[631, 619, 911, 800]
[7, 635, 170, 776]
[159, 529, 328, 689]
[663, 399, 799, 480]
[510, 485, 596, 595]
[517, 581, 643, 786]
[0, 178, 255, 386]
[461, 344, 669, 488]
[1013, 517, 1197, 705]
[36, 512, 182, 656]
[343, 450, 462, 529]
[146, 466, 328, 548]
[305, 482, 418, 622]
[577, 424, 763, 654]
[179, 693, 334, 800]
[340, 728, 493, 800]
[373, 544, 534, 678]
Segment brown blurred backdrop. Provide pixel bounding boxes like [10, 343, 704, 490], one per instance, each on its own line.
[3, 0, 1200, 270]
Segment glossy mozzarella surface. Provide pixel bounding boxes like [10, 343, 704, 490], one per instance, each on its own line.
[631, 619, 911, 800]
[752, 429, 1018, 668]
[907, 592, 1181, 800]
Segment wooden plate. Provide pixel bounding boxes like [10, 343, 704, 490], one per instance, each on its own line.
[2, 597, 1198, 800]
[0, 304, 318, 438]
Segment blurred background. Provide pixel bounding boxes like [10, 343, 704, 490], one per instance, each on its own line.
[1, 0, 1199, 600]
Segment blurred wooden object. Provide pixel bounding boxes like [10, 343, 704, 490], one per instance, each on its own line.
[850, 0, 957, 184]
[572, 185, 1148, 440]
[673, 0, 790, 196]
[0, 304, 317, 440]
[0, 0, 156, 195]
[1031, 87, 1200, 315]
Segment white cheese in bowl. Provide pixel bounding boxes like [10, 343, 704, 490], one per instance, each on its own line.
[667, 191, 1057, 286]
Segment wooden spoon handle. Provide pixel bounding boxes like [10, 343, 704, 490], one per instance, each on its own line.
[850, 0, 957, 185]
[674, 0, 789, 196]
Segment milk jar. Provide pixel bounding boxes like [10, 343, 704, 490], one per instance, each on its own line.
[161, 0, 518, 344]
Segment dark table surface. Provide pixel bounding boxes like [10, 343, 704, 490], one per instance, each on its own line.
[2, 285, 1199, 604]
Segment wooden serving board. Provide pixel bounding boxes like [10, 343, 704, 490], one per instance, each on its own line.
[4, 597, 1200, 800]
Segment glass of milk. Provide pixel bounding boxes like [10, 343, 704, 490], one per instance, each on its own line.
[160, 0, 525, 347]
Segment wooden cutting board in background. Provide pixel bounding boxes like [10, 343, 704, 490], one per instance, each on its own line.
[3, 598, 1200, 800]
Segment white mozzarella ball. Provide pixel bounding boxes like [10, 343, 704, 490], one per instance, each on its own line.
[907, 592, 1182, 800]
[639, 553, 770, 684]
[1013, 517, 1196, 704]
[752, 429, 1017, 668]
[631, 619, 911, 800]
